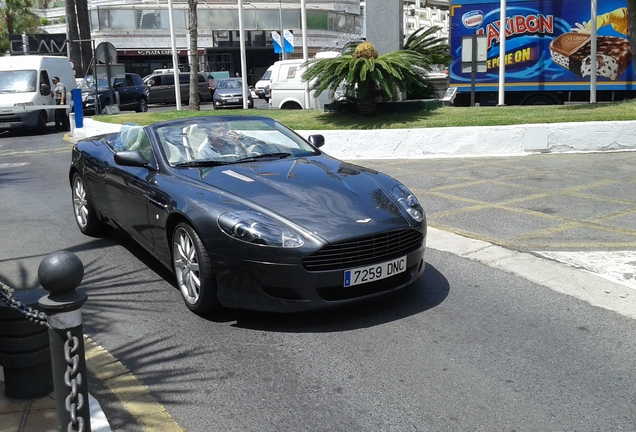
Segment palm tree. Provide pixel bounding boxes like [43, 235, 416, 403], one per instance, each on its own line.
[403, 25, 451, 67]
[302, 29, 450, 116]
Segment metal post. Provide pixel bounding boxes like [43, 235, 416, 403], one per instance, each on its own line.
[471, 35, 477, 107]
[590, 0, 597, 103]
[279, 0, 286, 60]
[497, 0, 506, 106]
[38, 251, 91, 432]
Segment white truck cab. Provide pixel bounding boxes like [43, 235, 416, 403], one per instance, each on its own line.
[0, 55, 76, 133]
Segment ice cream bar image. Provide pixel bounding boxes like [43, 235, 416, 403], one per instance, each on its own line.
[550, 32, 632, 80]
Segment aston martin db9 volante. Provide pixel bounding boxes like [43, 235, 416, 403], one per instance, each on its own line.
[70, 116, 427, 315]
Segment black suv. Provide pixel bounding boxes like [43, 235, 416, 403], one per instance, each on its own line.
[80, 73, 150, 114]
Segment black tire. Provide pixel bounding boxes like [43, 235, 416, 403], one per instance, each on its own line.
[523, 95, 557, 105]
[36, 111, 47, 134]
[248, 100, 254, 109]
[136, 97, 148, 113]
[71, 173, 105, 236]
[281, 101, 302, 110]
[172, 223, 221, 315]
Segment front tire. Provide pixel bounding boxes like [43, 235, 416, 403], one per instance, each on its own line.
[172, 223, 220, 315]
[136, 97, 148, 112]
[36, 111, 47, 134]
[72, 173, 105, 235]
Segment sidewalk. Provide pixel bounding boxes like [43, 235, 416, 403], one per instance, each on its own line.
[0, 367, 111, 432]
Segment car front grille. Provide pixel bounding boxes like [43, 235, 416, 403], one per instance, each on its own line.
[302, 229, 423, 272]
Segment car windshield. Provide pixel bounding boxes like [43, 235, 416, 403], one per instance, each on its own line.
[0, 70, 38, 93]
[78, 76, 122, 90]
[217, 79, 242, 89]
[153, 117, 319, 166]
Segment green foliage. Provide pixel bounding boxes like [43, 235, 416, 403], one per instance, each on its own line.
[403, 26, 452, 67]
[302, 30, 451, 116]
[1, 0, 41, 34]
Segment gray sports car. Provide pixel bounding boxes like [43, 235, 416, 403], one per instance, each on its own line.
[70, 116, 427, 315]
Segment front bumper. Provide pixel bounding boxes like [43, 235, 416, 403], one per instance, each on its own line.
[213, 239, 426, 312]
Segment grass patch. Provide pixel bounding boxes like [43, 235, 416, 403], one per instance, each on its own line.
[92, 99, 636, 130]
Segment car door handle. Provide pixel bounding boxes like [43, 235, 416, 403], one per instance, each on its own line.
[144, 194, 168, 209]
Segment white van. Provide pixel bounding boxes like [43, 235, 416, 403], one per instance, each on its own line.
[254, 66, 273, 100]
[0, 55, 76, 133]
[268, 59, 337, 110]
[268, 52, 342, 110]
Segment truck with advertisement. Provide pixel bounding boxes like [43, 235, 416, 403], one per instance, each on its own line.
[449, 0, 636, 105]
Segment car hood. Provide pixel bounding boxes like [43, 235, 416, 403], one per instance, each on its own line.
[184, 156, 413, 241]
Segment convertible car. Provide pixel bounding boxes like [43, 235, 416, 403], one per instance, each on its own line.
[70, 116, 427, 315]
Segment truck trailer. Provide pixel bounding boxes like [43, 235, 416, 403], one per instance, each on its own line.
[449, 0, 636, 105]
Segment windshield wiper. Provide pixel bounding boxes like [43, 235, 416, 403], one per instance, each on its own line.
[174, 160, 233, 167]
[235, 152, 292, 163]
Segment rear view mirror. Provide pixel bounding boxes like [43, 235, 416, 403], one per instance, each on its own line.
[40, 84, 51, 96]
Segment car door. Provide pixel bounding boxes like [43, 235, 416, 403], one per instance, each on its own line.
[116, 75, 136, 110]
[103, 128, 156, 247]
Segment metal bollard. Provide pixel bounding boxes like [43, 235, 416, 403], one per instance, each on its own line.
[38, 251, 92, 432]
[0, 289, 53, 398]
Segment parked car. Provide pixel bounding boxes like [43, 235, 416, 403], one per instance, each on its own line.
[213, 78, 254, 109]
[80, 73, 149, 114]
[69, 115, 427, 315]
[206, 71, 230, 99]
[254, 66, 273, 99]
[143, 72, 212, 105]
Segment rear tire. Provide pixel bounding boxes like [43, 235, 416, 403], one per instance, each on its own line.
[72, 173, 106, 236]
[281, 101, 302, 110]
[523, 95, 558, 105]
[136, 97, 148, 112]
[172, 223, 221, 315]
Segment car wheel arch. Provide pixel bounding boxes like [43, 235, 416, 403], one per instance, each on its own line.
[165, 212, 199, 255]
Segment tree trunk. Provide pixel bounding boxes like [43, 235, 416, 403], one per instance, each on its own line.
[356, 80, 377, 116]
[65, 0, 82, 78]
[75, 0, 92, 77]
[188, 0, 200, 111]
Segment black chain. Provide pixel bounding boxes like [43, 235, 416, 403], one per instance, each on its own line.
[0, 282, 49, 327]
[64, 330, 86, 432]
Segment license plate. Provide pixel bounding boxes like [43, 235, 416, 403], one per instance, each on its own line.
[229, 98, 239, 102]
[344, 256, 407, 287]
[0, 122, 11, 128]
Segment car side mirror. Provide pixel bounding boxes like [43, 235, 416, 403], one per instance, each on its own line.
[40, 84, 51, 96]
[114, 150, 148, 167]
[308, 134, 325, 148]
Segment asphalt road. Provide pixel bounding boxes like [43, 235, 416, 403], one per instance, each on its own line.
[0, 128, 634, 431]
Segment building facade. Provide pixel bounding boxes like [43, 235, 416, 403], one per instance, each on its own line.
[25, 1, 449, 82]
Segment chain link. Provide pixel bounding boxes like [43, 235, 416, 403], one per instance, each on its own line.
[0, 282, 49, 327]
[2, 282, 88, 431]
[64, 330, 86, 432]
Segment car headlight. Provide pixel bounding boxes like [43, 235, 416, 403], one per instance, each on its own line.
[218, 211, 304, 248]
[392, 184, 424, 222]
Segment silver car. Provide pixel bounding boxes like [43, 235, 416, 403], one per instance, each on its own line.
[213, 78, 254, 109]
